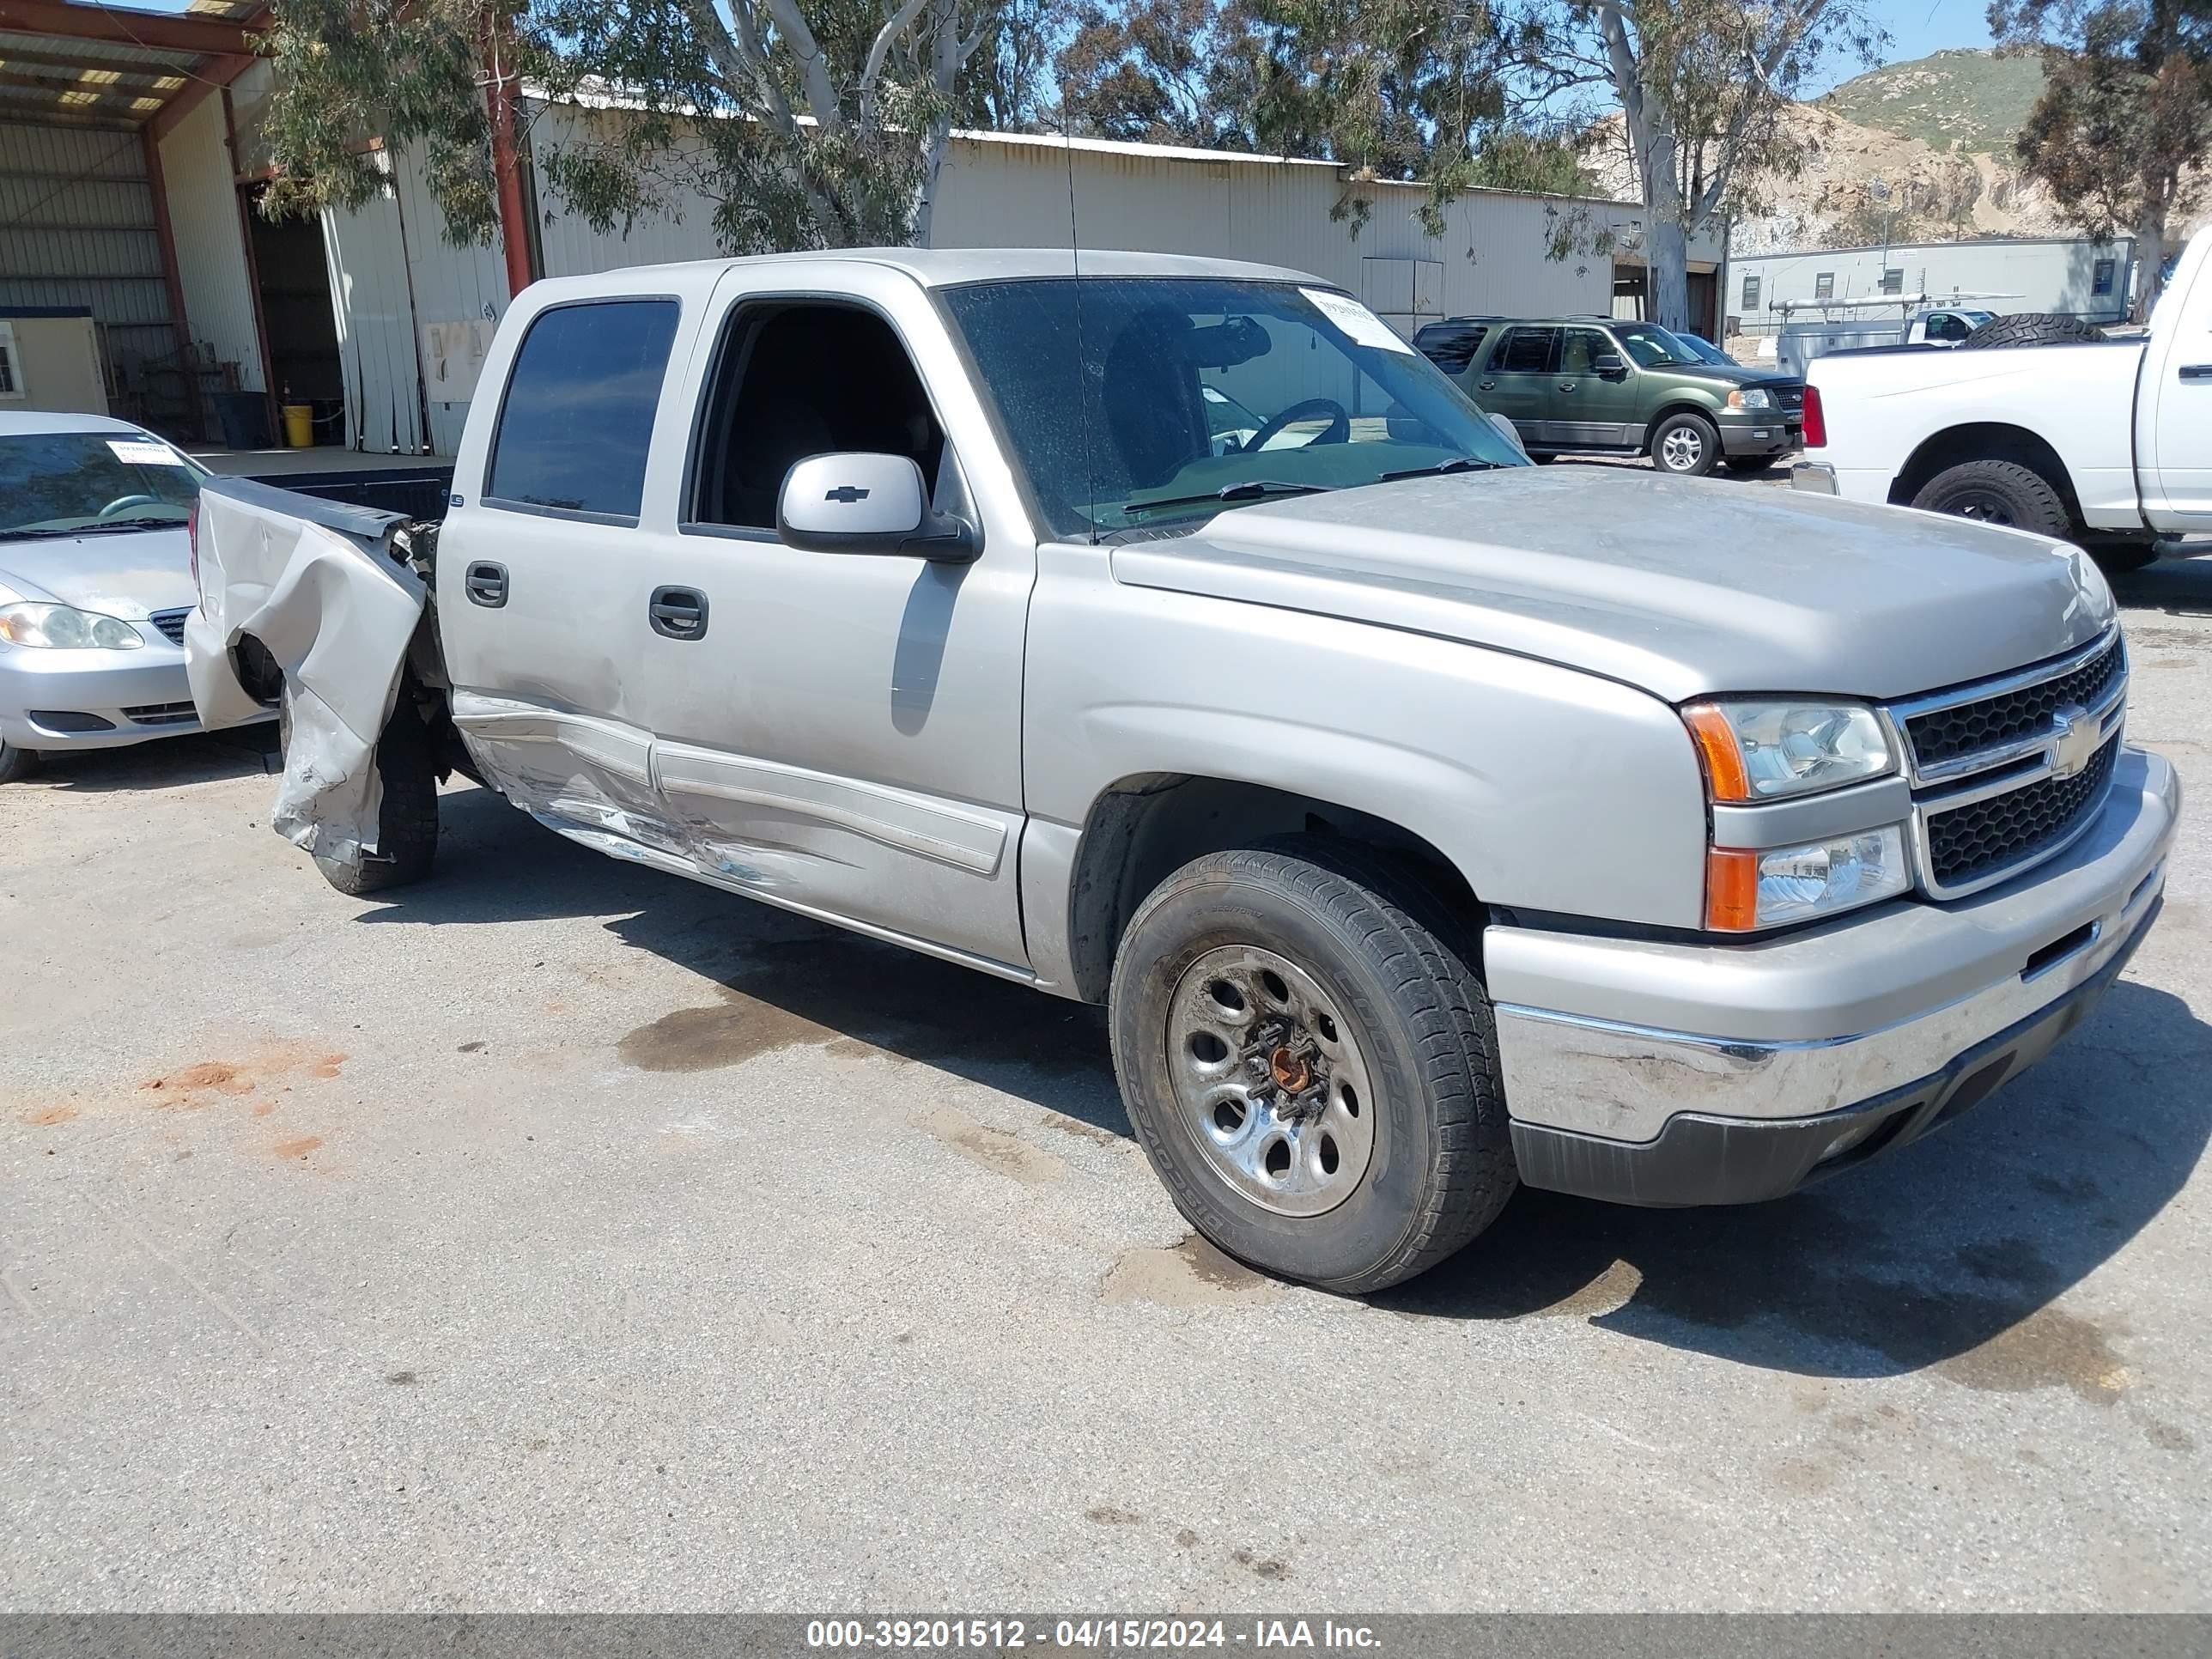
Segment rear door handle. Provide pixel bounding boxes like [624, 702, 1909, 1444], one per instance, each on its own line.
[649, 586, 709, 641]
[1558, 380, 1577, 392]
[1477, 380, 1497, 391]
[463, 561, 507, 608]
[2181, 363, 2212, 382]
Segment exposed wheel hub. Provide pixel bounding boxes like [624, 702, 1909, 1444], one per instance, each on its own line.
[1165, 945, 1376, 1217]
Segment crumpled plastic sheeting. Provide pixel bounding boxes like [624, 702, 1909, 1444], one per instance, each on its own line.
[183, 483, 426, 867]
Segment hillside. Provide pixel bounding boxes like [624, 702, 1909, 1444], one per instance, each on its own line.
[1814, 47, 2046, 155]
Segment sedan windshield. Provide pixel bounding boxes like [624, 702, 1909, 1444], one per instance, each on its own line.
[941, 277, 1527, 537]
[1, 431, 203, 540]
[1611, 322, 1705, 368]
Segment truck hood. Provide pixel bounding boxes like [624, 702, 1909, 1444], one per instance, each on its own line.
[0, 526, 195, 619]
[1109, 466, 2114, 703]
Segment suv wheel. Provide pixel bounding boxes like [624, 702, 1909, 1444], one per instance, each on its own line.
[0, 737, 38, 784]
[1109, 839, 1515, 1294]
[1651, 411, 1720, 477]
[1911, 459, 2072, 540]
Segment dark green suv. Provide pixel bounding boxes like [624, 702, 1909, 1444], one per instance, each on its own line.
[1413, 316, 1805, 477]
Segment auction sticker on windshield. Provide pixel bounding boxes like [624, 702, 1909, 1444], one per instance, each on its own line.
[1298, 288, 1413, 354]
[106, 439, 185, 466]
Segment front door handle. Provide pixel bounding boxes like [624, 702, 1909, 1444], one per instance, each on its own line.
[649, 586, 709, 641]
[1477, 380, 1497, 391]
[1558, 380, 1578, 392]
[463, 561, 507, 608]
[2181, 363, 2212, 382]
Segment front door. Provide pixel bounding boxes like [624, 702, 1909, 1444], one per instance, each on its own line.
[616, 268, 1035, 970]
[1471, 325, 1559, 450]
[1553, 326, 1641, 449]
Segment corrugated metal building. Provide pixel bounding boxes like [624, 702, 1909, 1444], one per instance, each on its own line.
[1723, 235, 2136, 336]
[0, 4, 1722, 455]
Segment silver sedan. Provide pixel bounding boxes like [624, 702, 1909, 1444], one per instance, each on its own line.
[0, 411, 270, 781]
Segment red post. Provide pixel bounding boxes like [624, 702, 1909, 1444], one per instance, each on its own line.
[485, 23, 533, 298]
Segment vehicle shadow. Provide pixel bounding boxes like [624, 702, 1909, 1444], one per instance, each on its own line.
[25, 726, 280, 793]
[2109, 550, 2212, 619]
[363, 787, 2210, 1381]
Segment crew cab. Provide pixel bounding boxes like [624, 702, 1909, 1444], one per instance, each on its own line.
[185, 250, 2179, 1293]
[1795, 224, 2211, 568]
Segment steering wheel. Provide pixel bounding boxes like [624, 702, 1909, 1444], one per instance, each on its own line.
[97, 494, 160, 519]
[1244, 397, 1352, 452]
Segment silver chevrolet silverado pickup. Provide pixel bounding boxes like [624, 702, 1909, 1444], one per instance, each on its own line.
[185, 249, 2181, 1293]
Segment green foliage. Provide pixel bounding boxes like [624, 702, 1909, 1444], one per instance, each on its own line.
[1817, 46, 2050, 152]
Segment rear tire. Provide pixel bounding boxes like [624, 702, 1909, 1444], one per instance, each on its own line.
[1650, 411, 1721, 477]
[1911, 459, 2073, 539]
[1108, 839, 1515, 1294]
[0, 738, 39, 784]
[1960, 313, 2107, 349]
[283, 697, 441, 895]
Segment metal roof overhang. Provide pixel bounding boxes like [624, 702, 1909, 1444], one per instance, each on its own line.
[0, 0, 266, 134]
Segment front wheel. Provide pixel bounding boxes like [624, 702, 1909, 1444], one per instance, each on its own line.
[0, 738, 38, 784]
[1108, 841, 1515, 1294]
[1650, 411, 1721, 477]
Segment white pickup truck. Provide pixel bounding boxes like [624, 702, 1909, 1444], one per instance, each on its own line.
[1794, 225, 2210, 569]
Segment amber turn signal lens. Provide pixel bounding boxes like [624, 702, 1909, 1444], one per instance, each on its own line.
[1681, 702, 1751, 803]
[1705, 847, 1760, 932]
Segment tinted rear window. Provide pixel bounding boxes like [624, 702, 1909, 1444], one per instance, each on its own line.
[1413, 321, 1490, 374]
[486, 299, 680, 520]
[1492, 327, 1556, 373]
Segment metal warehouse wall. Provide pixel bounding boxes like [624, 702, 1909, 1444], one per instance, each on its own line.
[0, 120, 173, 386]
[1726, 237, 2136, 328]
[158, 95, 264, 393]
[335, 113, 1722, 456]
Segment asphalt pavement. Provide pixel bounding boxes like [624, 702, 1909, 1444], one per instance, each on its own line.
[3, 555, 2209, 1613]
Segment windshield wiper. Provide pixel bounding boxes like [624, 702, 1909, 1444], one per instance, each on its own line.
[1378, 458, 1505, 482]
[1125, 480, 1332, 515]
[1, 517, 185, 541]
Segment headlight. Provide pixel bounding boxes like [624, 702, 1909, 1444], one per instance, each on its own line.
[1682, 699, 1893, 801]
[1706, 825, 1911, 931]
[1727, 388, 1773, 411]
[0, 602, 146, 650]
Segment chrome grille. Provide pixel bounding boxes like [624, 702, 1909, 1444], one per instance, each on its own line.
[1905, 635, 2124, 771]
[149, 608, 190, 647]
[1925, 736, 2119, 888]
[1885, 628, 2127, 899]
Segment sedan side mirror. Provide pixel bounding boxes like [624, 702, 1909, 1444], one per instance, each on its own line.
[1594, 352, 1629, 379]
[777, 453, 979, 562]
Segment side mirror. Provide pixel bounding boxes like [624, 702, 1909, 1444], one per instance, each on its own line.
[1487, 410, 1530, 459]
[1594, 352, 1629, 378]
[777, 453, 979, 562]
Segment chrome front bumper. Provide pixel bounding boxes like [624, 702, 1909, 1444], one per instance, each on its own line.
[1488, 745, 2179, 1203]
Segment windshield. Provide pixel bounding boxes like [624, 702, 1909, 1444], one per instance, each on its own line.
[941, 277, 1528, 537]
[1669, 331, 1729, 365]
[1, 431, 204, 539]
[1611, 322, 1706, 368]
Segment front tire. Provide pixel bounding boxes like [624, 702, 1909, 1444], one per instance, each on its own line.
[1911, 459, 2073, 539]
[1650, 411, 1721, 477]
[0, 738, 38, 784]
[1108, 841, 1515, 1294]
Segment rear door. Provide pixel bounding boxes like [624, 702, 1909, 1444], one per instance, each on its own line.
[434, 276, 717, 868]
[2140, 234, 2212, 531]
[1472, 326, 1559, 449]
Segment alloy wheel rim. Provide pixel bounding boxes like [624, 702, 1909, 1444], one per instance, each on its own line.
[1662, 428, 1704, 471]
[1164, 945, 1376, 1217]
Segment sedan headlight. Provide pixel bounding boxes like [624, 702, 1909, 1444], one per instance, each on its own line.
[1682, 699, 1893, 801]
[1706, 826, 1911, 931]
[0, 602, 146, 650]
[1727, 388, 1773, 411]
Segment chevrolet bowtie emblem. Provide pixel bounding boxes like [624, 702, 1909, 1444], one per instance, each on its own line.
[2049, 705, 2100, 781]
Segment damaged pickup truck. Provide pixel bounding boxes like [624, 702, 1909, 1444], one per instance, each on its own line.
[186, 250, 2180, 1293]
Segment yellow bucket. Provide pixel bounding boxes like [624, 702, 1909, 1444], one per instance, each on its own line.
[282, 403, 314, 447]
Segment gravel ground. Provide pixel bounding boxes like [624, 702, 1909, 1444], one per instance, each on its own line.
[3, 554, 2208, 1613]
